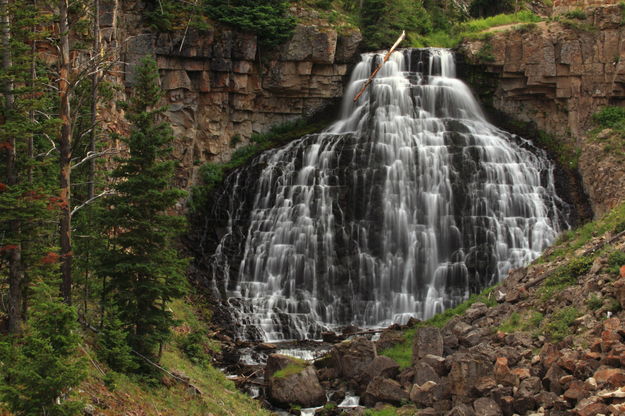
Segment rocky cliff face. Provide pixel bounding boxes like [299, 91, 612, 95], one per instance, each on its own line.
[97, 1, 361, 188]
[460, 4, 625, 218]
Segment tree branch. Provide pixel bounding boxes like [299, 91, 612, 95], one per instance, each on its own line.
[70, 190, 114, 217]
[71, 148, 118, 170]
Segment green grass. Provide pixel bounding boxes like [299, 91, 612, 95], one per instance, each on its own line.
[381, 285, 498, 369]
[365, 407, 399, 416]
[273, 359, 308, 379]
[544, 202, 625, 261]
[541, 306, 580, 342]
[539, 255, 594, 300]
[498, 310, 543, 333]
[76, 299, 271, 416]
[587, 293, 604, 311]
[413, 11, 541, 48]
[607, 250, 625, 274]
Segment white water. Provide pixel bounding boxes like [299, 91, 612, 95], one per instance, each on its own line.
[207, 49, 565, 341]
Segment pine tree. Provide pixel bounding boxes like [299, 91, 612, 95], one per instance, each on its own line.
[97, 56, 188, 369]
[0, 286, 86, 416]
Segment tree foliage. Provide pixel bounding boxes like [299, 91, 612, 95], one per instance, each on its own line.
[0, 289, 85, 415]
[96, 56, 188, 370]
[204, 0, 296, 47]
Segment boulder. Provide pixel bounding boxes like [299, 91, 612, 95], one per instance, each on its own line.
[473, 397, 502, 416]
[414, 361, 441, 385]
[413, 327, 444, 362]
[330, 337, 376, 383]
[362, 376, 409, 406]
[447, 404, 475, 416]
[364, 356, 400, 381]
[494, 357, 519, 387]
[265, 354, 325, 408]
[448, 352, 492, 400]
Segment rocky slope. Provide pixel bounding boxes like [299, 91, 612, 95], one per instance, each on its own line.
[254, 202, 625, 416]
[460, 2, 625, 217]
[96, 1, 361, 189]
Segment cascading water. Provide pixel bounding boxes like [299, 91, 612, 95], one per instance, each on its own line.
[198, 49, 567, 341]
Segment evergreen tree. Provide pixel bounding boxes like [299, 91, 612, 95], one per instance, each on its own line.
[0, 287, 86, 416]
[97, 56, 188, 370]
[360, 0, 432, 50]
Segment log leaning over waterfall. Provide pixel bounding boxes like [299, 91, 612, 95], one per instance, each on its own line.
[353, 30, 406, 102]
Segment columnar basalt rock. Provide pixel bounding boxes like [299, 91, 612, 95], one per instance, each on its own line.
[104, 2, 362, 189]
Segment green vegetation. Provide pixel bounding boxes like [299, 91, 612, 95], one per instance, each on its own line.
[0, 288, 86, 416]
[587, 293, 604, 310]
[498, 310, 544, 333]
[564, 9, 587, 20]
[606, 250, 625, 274]
[97, 57, 189, 373]
[360, 0, 432, 49]
[190, 117, 330, 214]
[545, 202, 625, 261]
[541, 306, 580, 342]
[593, 106, 625, 147]
[535, 130, 580, 170]
[539, 255, 594, 300]
[273, 359, 308, 378]
[415, 10, 541, 48]
[205, 0, 296, 47]
[365, 406, 400, 416]
[381, 285, 498, 369]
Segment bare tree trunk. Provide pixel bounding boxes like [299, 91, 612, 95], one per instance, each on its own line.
[59, 0, 73, 304]
[89, 0, 99, 201]
[2, 0, 24, 334]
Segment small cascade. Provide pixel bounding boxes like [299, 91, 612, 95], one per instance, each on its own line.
[200, 48, 567, 341]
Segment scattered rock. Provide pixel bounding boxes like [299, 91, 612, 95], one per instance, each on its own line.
[473, 397, 503, 416]
[362, 376, 409, 406]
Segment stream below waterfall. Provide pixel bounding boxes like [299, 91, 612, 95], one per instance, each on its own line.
[198, 48, 568, 343]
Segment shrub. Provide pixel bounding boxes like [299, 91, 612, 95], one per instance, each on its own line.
[593, 106, 625, 130]
[606, 250, 625, 274]
[542, 307, 580, 341]
[587, 293, 603, 310]
[564, 9, 586, 20]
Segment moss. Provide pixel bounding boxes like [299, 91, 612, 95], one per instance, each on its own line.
[273, 359, 308, 379]
[563, 9, 586, 20]
[365, 407, 400, 416]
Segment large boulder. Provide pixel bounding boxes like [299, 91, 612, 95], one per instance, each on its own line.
[447, 352, 492, 401]
[265, 354, 325, 408]
[364, 355, 400, 381]
[330, 337, 376, 384]
[413, 327, 444, 363]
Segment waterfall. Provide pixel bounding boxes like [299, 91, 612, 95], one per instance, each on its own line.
[201, 49, 566, 341]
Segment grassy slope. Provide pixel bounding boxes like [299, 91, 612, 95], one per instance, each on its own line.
[73, 299, 270, 416]
[381, 199, 625, 368]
